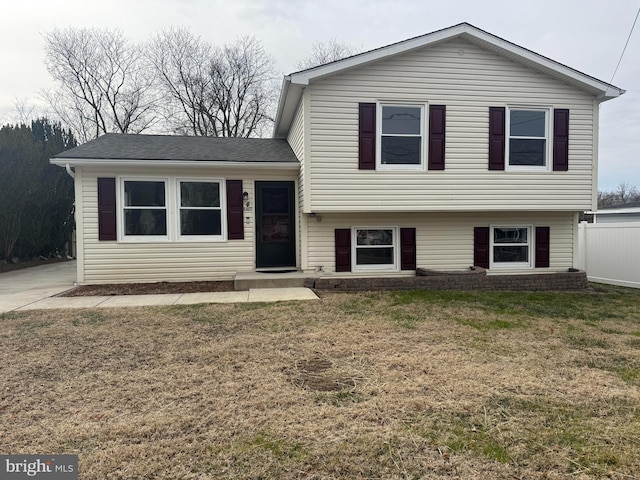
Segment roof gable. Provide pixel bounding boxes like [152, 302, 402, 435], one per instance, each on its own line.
[274, 22, 625, 138]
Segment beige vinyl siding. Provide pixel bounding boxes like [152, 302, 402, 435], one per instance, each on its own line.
[306, 211, 574, 274]
[79, 166, 297, 284]
[306, 38, 596, 212]
[287, 97, 305, 210]
[286, 98, 307, 266]
[73, 167, 86, 283]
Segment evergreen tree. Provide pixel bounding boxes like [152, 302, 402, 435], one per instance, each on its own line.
[0, 118, 76, 261]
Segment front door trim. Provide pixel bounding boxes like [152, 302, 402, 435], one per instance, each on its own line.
[255, 181, 296, 269]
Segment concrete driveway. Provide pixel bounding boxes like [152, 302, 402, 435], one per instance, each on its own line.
[0, 261, 318, 312]
[0, 261, 76, 312]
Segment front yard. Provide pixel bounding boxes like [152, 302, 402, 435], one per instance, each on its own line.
[1, 286, 639, 479]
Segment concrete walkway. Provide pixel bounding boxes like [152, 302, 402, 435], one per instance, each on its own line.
[0, 261, 318, 312]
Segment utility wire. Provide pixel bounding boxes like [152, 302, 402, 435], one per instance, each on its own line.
[607, 5, 640, 88]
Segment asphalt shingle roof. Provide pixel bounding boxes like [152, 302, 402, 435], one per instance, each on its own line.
[54, 133, 299, 163]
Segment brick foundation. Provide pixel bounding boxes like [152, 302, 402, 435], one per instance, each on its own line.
[306, 268, 588, 292]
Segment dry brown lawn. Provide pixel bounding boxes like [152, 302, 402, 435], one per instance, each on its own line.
[1, 286, 639, 479]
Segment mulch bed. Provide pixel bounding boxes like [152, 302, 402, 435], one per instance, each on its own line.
[60, 280, 236, 297]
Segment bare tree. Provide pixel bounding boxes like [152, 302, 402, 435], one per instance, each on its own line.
[614, 181, 639, 204]
[147, 29, 277, 137]
[146, 27, 213, 136]
[42, 27, 160, 142]
[13, 98, 38, 125]
[598, 181, 640, 207]
[295, 39, 360, 70]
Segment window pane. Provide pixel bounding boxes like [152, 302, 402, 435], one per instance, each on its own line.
[262, 187, 289, 214]
[382, 106, 421, 135]
[494, 246, 529, 263]
[180, 182, 220, 208]
[261, 215, 289, 242]
[125, 181, 165, 207]
[125, 209, 167, 235]
[494, 227, 528, 244]
[510, 110, 545, 137]
[381, 136, 421, 164]
[180, 210, 221, 236]
[509, 139, 546, 166]
[356, 247, 394, 265]
[357, 229, 393, 246]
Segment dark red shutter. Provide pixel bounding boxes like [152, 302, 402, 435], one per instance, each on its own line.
[428, 105, 446, 170]
[226, 180, 244, 240]
[359, 103, 376, 170]
[535, 226, 550, 268]
[335, 229, 352, 272]
[400, 228, 417, 270]
[488, 107, 506, 170]
[97, 177, 117, 241]
[474, 227, 490, 269]
[553, 109, 569, 171]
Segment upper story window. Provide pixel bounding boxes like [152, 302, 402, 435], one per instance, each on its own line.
[179, 180, 223, 240]
[378, 104, 425, 170]
[122, 180, 168, 239]
[507, 108, 550, 171]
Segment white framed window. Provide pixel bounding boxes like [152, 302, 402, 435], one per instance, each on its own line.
[353, 227, 398, 271]
[377, 104, 426, 170]
[120, 178, 169, 241]
[506, 107, 550, 171]
[177, 179, 225, 241]
[118, 176, 228, 243]
[490, 225, 532, 269]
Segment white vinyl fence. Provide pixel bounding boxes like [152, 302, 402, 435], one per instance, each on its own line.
[576, 222, 640, 288]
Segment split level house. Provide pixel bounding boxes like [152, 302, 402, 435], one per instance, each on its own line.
[51, 23, 624, 285]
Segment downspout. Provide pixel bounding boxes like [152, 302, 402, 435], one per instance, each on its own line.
[65, 163, 75, 179]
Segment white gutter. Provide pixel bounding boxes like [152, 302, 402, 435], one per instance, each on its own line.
[65, 163, 75, 179]
[51, 158, 300, 170]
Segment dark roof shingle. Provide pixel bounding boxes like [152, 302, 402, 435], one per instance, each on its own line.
[55, 133, 299, 163]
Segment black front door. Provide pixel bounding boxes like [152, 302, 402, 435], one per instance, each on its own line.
[255, 181, 296, 269]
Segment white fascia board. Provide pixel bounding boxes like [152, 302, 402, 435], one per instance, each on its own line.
[288, 25, 467, 85]
[273, 78, 304, 139]
[287, 23, 624, 100]
[50, 158, 300, 170]
[273, 76, 291, 138]
[464, 30, 624, 100]
[274, 23, 624, 136]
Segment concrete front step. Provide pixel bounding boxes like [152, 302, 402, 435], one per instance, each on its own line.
[234, 271, 316, 290]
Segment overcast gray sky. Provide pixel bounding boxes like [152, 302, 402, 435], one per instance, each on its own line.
[0, 0, 638, 191]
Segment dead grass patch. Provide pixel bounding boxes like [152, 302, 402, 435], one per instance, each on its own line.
[1, 284, 640, 478]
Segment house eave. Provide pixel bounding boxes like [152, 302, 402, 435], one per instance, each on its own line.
[273, 22, 624, 136]
[289, 23, 624, 99]
[273, 77, 304, 139]
[50, 158, 300, 170]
